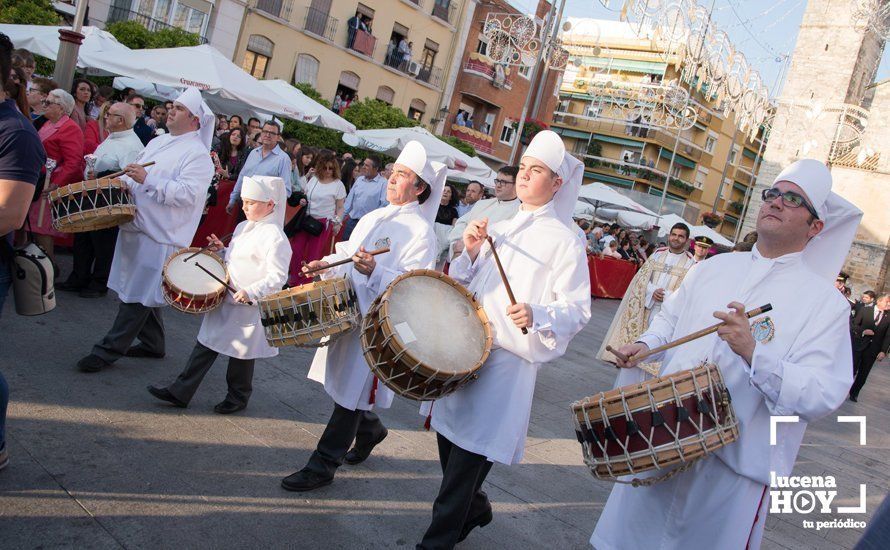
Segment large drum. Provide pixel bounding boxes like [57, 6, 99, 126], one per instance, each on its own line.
[361, 269, 492, 401]
[48, 177, 135, 233]
[162, 248, 228, 314]
[571, 362, 738, 483]
[258, 277, 359, 348]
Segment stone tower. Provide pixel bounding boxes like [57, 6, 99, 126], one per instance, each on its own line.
[741, 0, 888, 292]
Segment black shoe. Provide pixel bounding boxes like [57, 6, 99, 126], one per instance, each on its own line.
[849, 393, 858, 402]
[57, 280, 86, 292]
[147, 385, 188, 408]
[213, 400, 246, 415]
[124, 345, 165, 359]
[281, 468, 333, 492]
[77, 354, 110, 373]
[458, 507, 493, 542]
[78, 288, 108, 299]
[344, 428, 389, 465]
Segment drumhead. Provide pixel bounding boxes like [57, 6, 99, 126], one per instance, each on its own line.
[386, 274, 487, 374]
[167, 252, 226, 295]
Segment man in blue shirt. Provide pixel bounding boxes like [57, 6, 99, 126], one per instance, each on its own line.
[0, 32, 48, 471]
[342, 155, 388, 239]
[227, 120, 292, 214]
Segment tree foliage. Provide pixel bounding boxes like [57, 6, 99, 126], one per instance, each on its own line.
[106, 21, 200, 49]
[342, 98, 418, 130]
[436, 135, 476, 158]
[0, 0, 60, 25]
[293, 82, 329, 109]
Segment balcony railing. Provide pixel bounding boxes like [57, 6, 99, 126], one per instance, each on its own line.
[348, 28, 377, 57]
[383, 50, 443, 88]
[253, 0, 294, 20]
[464, 54, 512, 89]
[303, 6, 338, 41]
[449, 123, 492, 154]
[417, 65, 443, 87]
[106, 6, 208, 43]
[431, 0, 459, 25]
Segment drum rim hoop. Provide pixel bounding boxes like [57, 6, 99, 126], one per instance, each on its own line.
[48, 177, 127, 201]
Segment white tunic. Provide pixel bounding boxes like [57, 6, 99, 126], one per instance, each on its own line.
[307, 201, 438, 411]
[447, 197, 520, 256]
[596, 246, 853, 549]
[108, 131, 214, 307]
[197, 219, 291, 360]
[426, 202, 591, 464]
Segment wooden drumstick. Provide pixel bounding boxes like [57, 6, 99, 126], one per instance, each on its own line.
[486, 236, 528, 335]
[184, 231, 235, 261]
[195, 261, 253, 305]
[302, 246, 391, 275]
[606, 303, 773, 364]
[106, 161, 156, 179]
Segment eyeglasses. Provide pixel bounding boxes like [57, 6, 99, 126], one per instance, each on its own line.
[761, 188, 819, 219]
[40, 99, 60, 106]
[493, 178, 514, 186]
[129, 102, 145, 109]
[260, 130, 279, 136]
[104, 112, 125, 120]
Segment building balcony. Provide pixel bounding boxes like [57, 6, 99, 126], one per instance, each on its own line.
[575, 154, 695, 194]
[449, 124, 492, 154]
[431, 0, 459, 26]
[252, 0, 293, 20]
[347, 28, 377, 57]
[383, 50, 443, 87]
[463, 53, 513, 90]
[303, 6, 338, 41]
[106, 6, 208, 43]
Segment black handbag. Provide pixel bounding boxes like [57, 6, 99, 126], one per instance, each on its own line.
[296, 178, 325, 236]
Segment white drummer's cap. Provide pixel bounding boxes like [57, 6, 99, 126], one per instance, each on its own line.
[242, 176, 277, 203]
[394, 140, 427, 177]
[522, 130, 565, 172]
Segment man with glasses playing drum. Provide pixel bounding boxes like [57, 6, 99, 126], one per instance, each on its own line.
[280, 140, 446, 492]
[416, 131, 591, 548]
[594, 159, 861, 550]
[75, 87, 215, 373]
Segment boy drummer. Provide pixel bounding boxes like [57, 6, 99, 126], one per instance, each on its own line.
[416, 131, 591, 547]
[147, 176, 291, 413]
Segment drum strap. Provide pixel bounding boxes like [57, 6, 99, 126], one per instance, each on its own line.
[424, 402, 433, 431]
[369, 376, 378, 405]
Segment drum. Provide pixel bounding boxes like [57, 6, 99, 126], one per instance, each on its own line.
[258, 277, 359, 348]
[361, 269, 492, 401]
[162, 248, 228, 314]
[48, 177, 135, 233]
[571, 362, 738, 483]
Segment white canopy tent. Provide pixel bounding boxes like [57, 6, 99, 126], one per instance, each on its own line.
[259, 80, 355, 133]
[578, 182, 658, 215]
[654, 213, 733, 246]
[0, 24, 134, 75]
[342, 127, 496, 186]
[595, 208, 657, 231]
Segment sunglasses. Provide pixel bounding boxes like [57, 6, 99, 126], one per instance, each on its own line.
[761, 188, 819, 219]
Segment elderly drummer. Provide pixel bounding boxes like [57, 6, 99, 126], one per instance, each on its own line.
[593, 160, 860, 549]
[280, 140, 446, 492]
[75, 87, 215, 373]
[416, 131, 591, 548]
[147, 176, 291, 414]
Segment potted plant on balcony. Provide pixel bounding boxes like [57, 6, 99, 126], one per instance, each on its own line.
[668, 177, 694, 194]
[520, 118, 549, 145]
[701, 211, 723, 228]
[728, 200, 744, 215]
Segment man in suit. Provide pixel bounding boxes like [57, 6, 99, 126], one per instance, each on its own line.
[849, 293, 890, 401]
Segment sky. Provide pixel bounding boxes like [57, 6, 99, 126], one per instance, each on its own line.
[507, 0, 890, 99]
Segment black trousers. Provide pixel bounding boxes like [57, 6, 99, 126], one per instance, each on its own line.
[166, 342, 255, 406]
[417, 433, 493, 550]
[92, 301, 165, 363]
[68, 227, 118, 290]
[304, 402, 386, 478]
[850, 350, 881, 398]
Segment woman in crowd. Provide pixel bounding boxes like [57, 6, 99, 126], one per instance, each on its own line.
[340, 157, 358, 194]
[229, 114, 243, 130]
[70, 78, 100, 154]
[287, 151, 346, 286]
[26, 89, 85, 261]
[96, 101, 113, 142]
[4, 67, 28, 115]
[434, 183, 460, 268]
[602, 240, 623, 260]
[293, 146, 316, 192]
[215, 127, 250, 181]
[617, 238, 639, 263]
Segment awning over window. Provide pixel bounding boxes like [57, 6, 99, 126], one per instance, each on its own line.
[585, 173, 635, 188]
[594, 134, 644, 148]
[553, 127, 592, 140]
[659, 148, 696, 168]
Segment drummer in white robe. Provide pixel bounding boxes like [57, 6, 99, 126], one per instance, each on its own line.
[594, 159, 862, 550]
[76, 87, 215, 373]
[280, 141, 446, 492]
[416, 131, 591, 549]
[146, 176, 291, 414]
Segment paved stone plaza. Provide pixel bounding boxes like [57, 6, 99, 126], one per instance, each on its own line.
[1, 263, 887, 549]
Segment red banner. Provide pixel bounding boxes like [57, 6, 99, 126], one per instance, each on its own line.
[588, 256, 638, 299]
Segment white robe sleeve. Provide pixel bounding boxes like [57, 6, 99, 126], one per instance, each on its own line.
[360, 226, 436, 298]
[447, 246, 483, 285]
[139, 149, 211, 207]
[242, 229, 292, 301]
[747, 296, 854, 421]
[527, 242, 591, 354]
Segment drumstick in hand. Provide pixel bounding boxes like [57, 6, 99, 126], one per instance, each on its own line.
[606, 303, 773, 364]
[106, 161, 156, 179]
[195, 261, 253, 305]
[302, 246, 391, 275]
[185, 232, 235, 261]
[486, 236, 528, 335]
